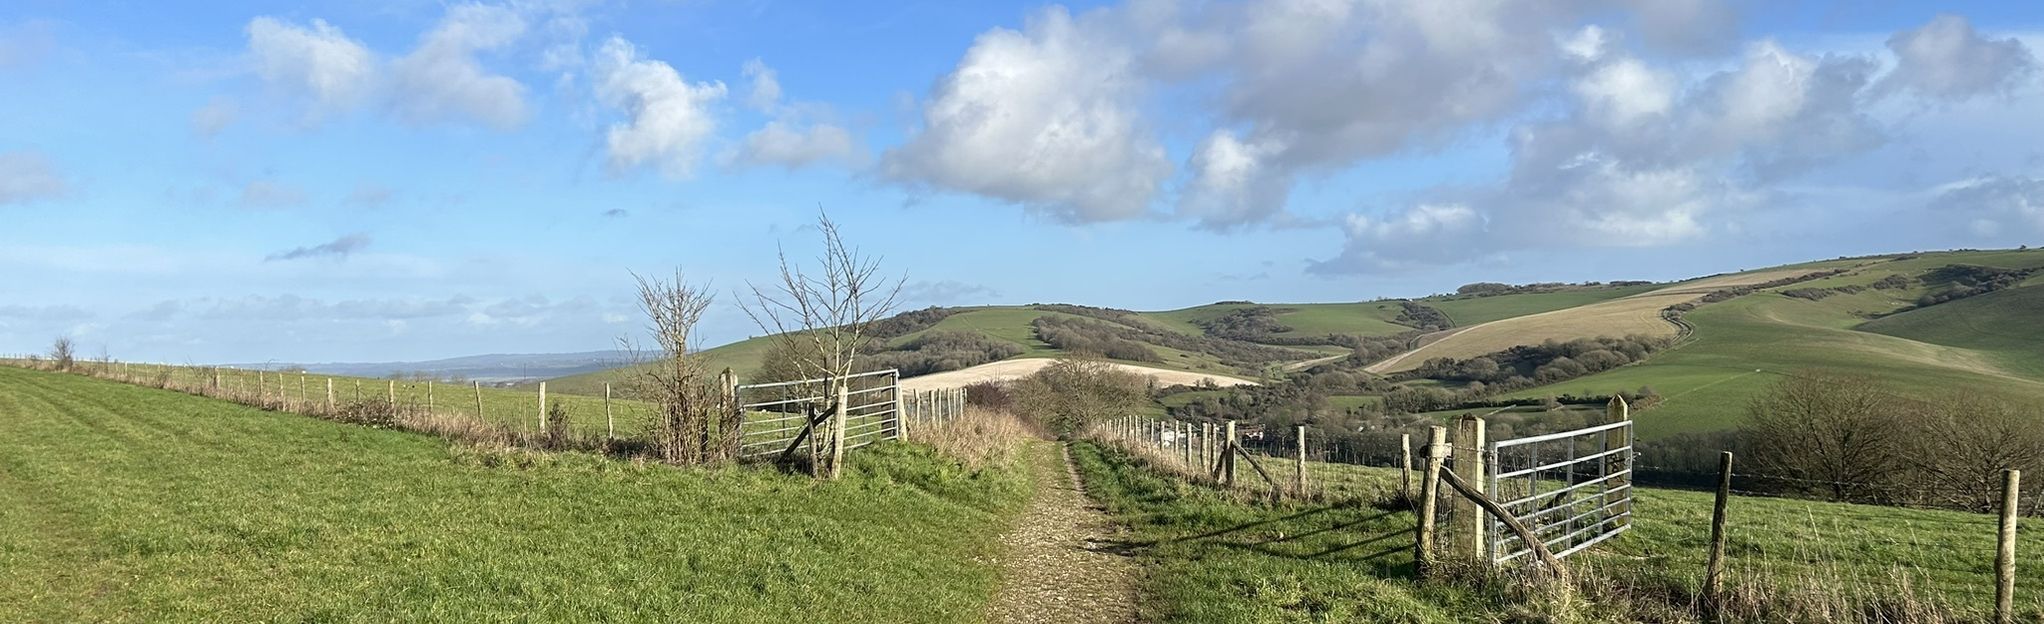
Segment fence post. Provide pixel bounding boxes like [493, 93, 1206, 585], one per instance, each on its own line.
[387, 380, 395, 408]
[538, 382, 548, 431]
[1224, 420, 1238, 487]
[474, 382, 484, 421]
[426, 381, 434, 413]
[1706, 451, 1733, 604]
[1997, 468, 2021, 624]
[1606, 396, 1633, 525]
[325, 378, 335, 412]
[1401, 432, 1414, 501]
[1295, 425, 1307, 496]
[604, 382, 615, 438]
[1452, 415, 1488, 559]
[1181, 421, 1192, 466]
[1418, 425, 1448, 576]
[828, 382, 848, 480]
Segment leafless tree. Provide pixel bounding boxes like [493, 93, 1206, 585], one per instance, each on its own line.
[740, 211, 903, 478]
[1742, 371, 1906, 502]
[627, 270, 732, 465]
[48, 336, 75, 371]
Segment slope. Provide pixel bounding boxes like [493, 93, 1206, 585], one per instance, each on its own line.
[1859, 280, 2044, 377]
[0, 365, 1030, 622]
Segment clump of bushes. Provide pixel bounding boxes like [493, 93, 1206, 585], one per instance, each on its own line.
[1404, 335, 1673, 391]
[1010, 359, 1150, 439]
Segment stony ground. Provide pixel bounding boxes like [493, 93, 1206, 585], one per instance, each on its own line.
[984, 442, 1139, 624]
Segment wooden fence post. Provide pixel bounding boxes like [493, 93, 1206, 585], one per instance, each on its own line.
[1606, 396, 1633, 524]
[386, 380, 395, 407]
[1418, 425, 1448, 576]
[604, 382, 614, 438]
[890, 373, 904, 441]
[474, 382, 484, 421]
[325, 378, 334, 412]
[1706, 451, 1733, 604]
[1997, 468, 2021, 624]
[1452, 415, 1488, 559]
[426, 381, 434, 413]
[828, 382, 848, 480]
[1181, 422, 1192, 466]
[1224, 421, 1238, 487]
[1401, 433, 1414, 501]
[1295, 425, 1307, 496]
[538, 382, 548, 431]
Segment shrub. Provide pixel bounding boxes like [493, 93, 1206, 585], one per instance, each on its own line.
[1010, 359, 1150, 439]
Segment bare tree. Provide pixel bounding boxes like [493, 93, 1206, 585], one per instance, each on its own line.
[628, 270, 732, 465]
[1742, 371, 1906, 502]
[48, 336, 75, 371]
[740, 211, 903, 478]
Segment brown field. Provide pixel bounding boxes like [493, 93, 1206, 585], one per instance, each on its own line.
[1367, 268, 1824, 374]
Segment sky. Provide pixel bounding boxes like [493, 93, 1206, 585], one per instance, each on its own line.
[2, 0, 2042, 364]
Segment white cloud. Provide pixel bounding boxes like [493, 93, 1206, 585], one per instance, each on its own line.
[190, 97, 239, 137]
[1931, 175, 2044, 237]
[1573, 58, 1675, 127]
[388, 3, 529, 129]
[0, 150, 65, 205]
[741, 58, 782, 111]
[1177, 131, 1288, 229]
[883, 6, 1169, 223]
[592, 36, 727, 178]
[735, 120, 855, 169]
[246, 16, 378, 118]
[1875, 14, 2037, 101]
[239, 180, 307, 209]
[1309, 204, 1486, 274]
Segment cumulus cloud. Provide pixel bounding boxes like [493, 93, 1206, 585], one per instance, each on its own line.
[1931, 175, 2044, 237]
[1875, 14, 2037, 101]
[592, 36, 728, 178]
[1177, 131, 1289, 229]
[735, 120, 855, 168]
[741, 58, 781, 112]
[190, 97, 239, 138]
[388, 3, 529, 128]
[0, 150, 66, 205]
[1309, 204, 1487, 274]
[1313, 39, 1881, 274]
[883, 6, 1169, 223]
[265, 233, 372, 261]
[246, 16, 378, 118]
[239, 180, 307, 209]
[729, 59, 859, 169]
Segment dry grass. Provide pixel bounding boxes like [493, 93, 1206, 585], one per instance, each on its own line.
[911, 407, 1038, 468]
[1372, 268, 1827, 373]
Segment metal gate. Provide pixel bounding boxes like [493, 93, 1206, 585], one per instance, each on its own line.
[734, 369, 901, 460]
[1485, 419, 1634, 563]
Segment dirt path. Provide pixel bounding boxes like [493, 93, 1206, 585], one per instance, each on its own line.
[985, 442, 1139, 624]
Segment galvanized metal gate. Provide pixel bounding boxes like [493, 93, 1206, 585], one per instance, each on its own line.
[1484, 419, 1635, 563]
[734, 369, 901, 460]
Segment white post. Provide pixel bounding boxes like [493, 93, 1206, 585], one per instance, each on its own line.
[538, 382, 548, 431]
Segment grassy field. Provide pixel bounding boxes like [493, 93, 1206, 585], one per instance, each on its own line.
[1370, 268, 1838, 374]
[0, 365, 1032, 622]
[1077, 441, 2044, 622]
[1426, 284, 1660, 327]
[1507, 250, 2044, 439]
[1860, 282, 2044, 377]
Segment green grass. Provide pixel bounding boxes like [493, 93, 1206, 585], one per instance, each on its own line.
[1860, 282, 2044, 377]
[1142, 302, 1412, 338]
[1425, 284, 1660, 327]
[1078, 440, 2044, 622]
[0, 366, 1032, 622]
[1504, 248, 2044, 439]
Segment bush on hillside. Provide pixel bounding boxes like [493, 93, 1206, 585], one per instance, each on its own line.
[1010, 359, 1151, 439]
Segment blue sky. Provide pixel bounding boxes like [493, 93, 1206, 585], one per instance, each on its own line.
[2, 1, 2041, 363]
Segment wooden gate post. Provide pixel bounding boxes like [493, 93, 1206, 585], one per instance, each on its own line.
[1706, 451, 1733, 603]
[890, 372, 904, 441]
[1997, 468, 2021, 624]
[1295, 425, 1307, 496]
[1606, 396, 1632, 524]
[1452, 415, 1488, 559]
[1418, 425, 1448, 576]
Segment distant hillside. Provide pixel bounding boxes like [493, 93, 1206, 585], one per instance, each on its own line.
[237, 350, 636, 383]
[1860, 278, 2044, 377]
